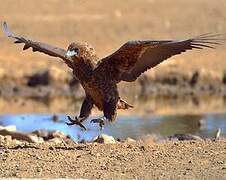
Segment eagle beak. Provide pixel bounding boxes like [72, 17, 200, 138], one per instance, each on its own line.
[65, 50, 78, 58]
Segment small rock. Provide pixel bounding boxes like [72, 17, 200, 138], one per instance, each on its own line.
[29, 135, 44, 143]
[32, 130, 68, 141]
[49, 146, 55, 150]
[168, 134, 203, 141]
[124, 137, 136, 143]
[0, 125, 16, 132]
[93, 134, 116, 144]
[48, 137, 63, 144]
[0, 129, 44, 143]
[13, 139, 22, 145]
[51, 131, 67, 139]
[4, 149, 10, 154]
[37, 167, 42, 172]
[214, 128, 221, 141]
[141, 134, 159, 144]
[0, 135, 5, 141]
[100, 164, 107, 170]
[140, 145, 146, 151]
[31, 130, 49, 139]
[12, 172, 19, 177]
[4, 135, 12, 142]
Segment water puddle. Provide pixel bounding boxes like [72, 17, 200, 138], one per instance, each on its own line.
[0, 113, 225, 142]
[1, 95, 226, 115]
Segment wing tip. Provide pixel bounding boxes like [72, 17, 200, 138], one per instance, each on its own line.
[2, 21, 12, 37]
[3, 21, 7, 28]
[3, 21, 8, 33]
[191, 33, 226, 50]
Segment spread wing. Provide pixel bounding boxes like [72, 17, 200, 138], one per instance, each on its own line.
[3, 21, 73, 68]
[97, 34, 223, 82]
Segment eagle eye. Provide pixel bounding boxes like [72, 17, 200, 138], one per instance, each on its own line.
[72, 47, 79, 52]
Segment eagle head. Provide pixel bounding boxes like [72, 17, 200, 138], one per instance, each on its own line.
[65, 42, 96, 62]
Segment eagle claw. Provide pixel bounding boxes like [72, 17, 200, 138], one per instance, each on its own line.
[66, 116, 87, 130]
[90, 117, 105, 130]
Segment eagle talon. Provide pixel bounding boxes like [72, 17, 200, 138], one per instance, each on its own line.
[66, 116, 87, 130]
[90, 117, 105, 130]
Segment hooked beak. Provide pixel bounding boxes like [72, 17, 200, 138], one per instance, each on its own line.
[65, 50, 78, 58]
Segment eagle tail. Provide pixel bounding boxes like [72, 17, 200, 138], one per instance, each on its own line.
[117, 99, 134, 110]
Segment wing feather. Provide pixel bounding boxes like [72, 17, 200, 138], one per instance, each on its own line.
[97, 34, 224, 82]
[3, 21, 73, 68]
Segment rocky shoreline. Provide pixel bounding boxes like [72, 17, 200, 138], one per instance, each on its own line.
[0, 123, 221, 147]
[1, 69, 226, 99]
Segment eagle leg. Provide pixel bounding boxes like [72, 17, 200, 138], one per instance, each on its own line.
[90, 99, 117, 130]
[66, 96, 93, 130]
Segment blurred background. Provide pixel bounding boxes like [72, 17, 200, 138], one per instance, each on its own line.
[0, 0, 226, 139]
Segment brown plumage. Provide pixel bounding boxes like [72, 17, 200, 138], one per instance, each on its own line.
[3, 21, 224, 129]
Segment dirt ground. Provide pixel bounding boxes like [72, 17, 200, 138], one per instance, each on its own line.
[0, 140, 225, 179]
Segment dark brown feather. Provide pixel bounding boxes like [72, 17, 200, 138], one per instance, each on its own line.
[3, 21, 73, 68]
[96, 35, 224, 82]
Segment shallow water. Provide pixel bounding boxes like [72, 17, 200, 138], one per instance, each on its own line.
[0, 113, 225, 141]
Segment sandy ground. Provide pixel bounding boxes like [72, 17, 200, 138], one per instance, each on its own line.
[0, 140, 226, 179]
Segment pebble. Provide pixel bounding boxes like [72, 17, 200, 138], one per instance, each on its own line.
[93, 134, 116, 144]
[124, 137, 136, 143]
[48, 137, 64, 144]
[49, 146, 55, 150]
[37, 167, 42, 172]
[168, 134, 203, 141]
[0, 125, 16, 132]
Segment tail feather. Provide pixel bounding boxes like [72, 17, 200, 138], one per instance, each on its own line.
[117, 99, 134, 110]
